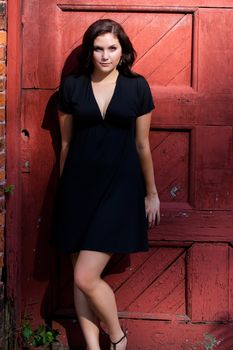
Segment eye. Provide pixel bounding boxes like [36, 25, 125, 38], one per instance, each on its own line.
[93, 46, 103, 52]
[109, 46, 117, 51]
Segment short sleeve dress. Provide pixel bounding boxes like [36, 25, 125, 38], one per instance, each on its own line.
[54, 73, 155, 254]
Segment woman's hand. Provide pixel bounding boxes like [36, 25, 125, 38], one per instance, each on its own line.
[145, 193, 160, 228]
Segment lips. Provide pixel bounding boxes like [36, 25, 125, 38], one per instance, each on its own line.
[100, 62, 111, 66]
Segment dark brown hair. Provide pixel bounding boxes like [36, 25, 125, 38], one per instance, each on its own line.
[78, 19, 137, 77]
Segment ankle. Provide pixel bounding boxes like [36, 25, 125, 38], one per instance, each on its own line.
[109, 329, 124, 343]
[110, 329, 128, 349]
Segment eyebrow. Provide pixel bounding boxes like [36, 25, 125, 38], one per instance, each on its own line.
[93, 44, 118, 49]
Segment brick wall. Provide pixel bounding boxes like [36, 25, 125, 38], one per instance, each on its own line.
[0, 0, 6, 276]
[0, 0, 6, 347]
[0, 0, 6, 278]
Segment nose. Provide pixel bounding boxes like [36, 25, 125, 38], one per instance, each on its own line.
[102, 50, 109, 61]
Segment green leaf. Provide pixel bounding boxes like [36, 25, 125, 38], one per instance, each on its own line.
[22, 323, 33, 340]
[21, 320, 60, 347]
[46, 331, 54, 343]
[4, 184, 15, 194]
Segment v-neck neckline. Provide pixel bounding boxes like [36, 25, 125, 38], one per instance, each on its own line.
[90, 73, 120, 120]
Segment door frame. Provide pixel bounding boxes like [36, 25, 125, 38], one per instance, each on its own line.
[6, 0, 23, 323]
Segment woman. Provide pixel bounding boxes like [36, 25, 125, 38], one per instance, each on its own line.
[56, 19, 160, 350]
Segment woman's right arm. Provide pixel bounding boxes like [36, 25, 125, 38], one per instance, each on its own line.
[58, 111, 73, 176]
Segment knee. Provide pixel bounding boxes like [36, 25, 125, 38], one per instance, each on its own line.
[74, 269, 96, 294]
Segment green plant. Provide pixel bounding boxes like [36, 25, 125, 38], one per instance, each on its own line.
[22, 320, 60, 349]
[4, 184, 15, 194]
[203, 333, 219, 349]
[189, 333, 221, 350]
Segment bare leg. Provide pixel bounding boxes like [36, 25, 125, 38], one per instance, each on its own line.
[72, 253, 101, 350]
[74, 250, 127, 350]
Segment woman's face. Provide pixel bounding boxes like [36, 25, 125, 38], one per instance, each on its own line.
[92, 33, 122, 75]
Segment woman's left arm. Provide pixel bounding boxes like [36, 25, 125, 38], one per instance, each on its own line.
[135, 112, 160, 228]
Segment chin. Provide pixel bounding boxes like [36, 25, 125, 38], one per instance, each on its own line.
[99, 65, 113, 69]
[98, 66, 115, 73]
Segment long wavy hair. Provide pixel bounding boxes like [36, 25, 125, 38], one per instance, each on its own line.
[78, 19, 137, 77]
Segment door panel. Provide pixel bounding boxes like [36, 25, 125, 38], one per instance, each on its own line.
[20, 0, 233, 348]
[198, 9, 233, 93]
[187, 243, 229, 321]
[150, 129, 190, 204]
[113, 248, 185, 311]
[21, 89, 59, 321]
[125, 250, 186, 314]
[134, 13, 192, 87]
[229, 247, 233, 319]
[56, 0, 233, 8]
[195, 126, 233, 209]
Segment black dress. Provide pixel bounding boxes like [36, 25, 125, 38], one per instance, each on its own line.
[54, 73, 155, 254]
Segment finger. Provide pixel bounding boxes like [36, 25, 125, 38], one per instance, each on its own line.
[156, 210, 161, 225]
[148, 212, 156, 228]
[150, 213, 156, 228]
[147, 212, 153, 228]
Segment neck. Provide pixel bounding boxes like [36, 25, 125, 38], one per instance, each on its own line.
[91, 69, 119, 83]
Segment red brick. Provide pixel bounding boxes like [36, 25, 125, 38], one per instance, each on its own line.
[0, 213, 4, 226]
[0, 169, 5, 181]
[0, 77, 5, 91]
[0, 16, 6, 29]
[0, 1, 4, 280]
[0, 3, 6, 16]
[0, 31, 6, 45]
[0, 92, 6, 107]
[0, 153, 4, 166]
[0, 198, 4, 211]
[0, 124, 4, 136]
[0, 46, 5, 60]
[0, 237, 3, 253]
[0, 253, 3, 268]
[0, 185, 3, 196]
[0, 62, 5, 75]
[0, 138, 4, 152]
[0, 109, 4, 121]
[0, 93, 4, 106]
[0, 17, 6, 30]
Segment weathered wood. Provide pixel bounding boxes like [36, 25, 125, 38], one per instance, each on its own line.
[0, 282, 4, 347]
[149, 208, 233, 242]
[104, 250, 156, 291]
[18, 2, 233, 350]
[152, 8, 233, 126]
[52, 317, 233, 349]
[229, 246, 233, 320]
[127, 252, 186, 314]
[23, 0, 60, 87]
[135, 13, 192, 87]
[115, 247, 184, 309]
[198, 9, 233, 93]
[187, 243, 229, 321]
[124, 320, 233, 350]
[6, 0, 23, 329]
[57, 0, 233, 9]
[151, 93, 233, 126]
[195, 126, 233, 209]
[150, 129, 190, 203]
[20, 90, 59, 323]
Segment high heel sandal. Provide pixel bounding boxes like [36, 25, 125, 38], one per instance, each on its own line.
[110, 329, 128, 350]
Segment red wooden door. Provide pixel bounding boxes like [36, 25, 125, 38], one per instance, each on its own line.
[19, 0, 233, 348]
